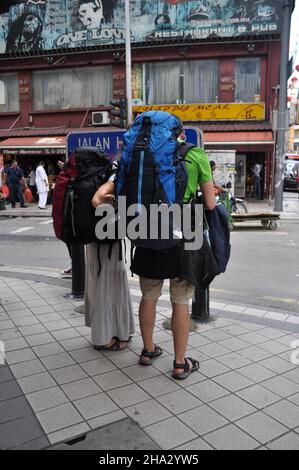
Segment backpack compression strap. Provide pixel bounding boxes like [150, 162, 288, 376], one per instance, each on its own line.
[178, 142, 196, 159]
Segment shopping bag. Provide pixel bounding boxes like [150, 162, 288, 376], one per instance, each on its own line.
[24, 187, 33, 203]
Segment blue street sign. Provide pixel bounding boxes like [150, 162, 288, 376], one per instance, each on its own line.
[67, 127, 202, 160]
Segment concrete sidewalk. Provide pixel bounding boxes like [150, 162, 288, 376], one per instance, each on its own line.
[1, 273, 299, 450]
[0, 203, 51, 218]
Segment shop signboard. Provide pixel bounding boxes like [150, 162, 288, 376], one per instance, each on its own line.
[67, 127, 202, 158]
[0, 1, 284, 55]
[133, 102, 266, 122]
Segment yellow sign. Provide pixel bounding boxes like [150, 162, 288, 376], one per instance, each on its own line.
[132, 103, 265, 122]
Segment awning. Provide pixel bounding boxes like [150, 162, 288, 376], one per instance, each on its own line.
[0, 136, 66, 155]
[204, 131, 274, 146]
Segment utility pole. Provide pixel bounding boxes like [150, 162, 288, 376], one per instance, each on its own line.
[125, 0, 133, 125]
[274, 0, 293, 211]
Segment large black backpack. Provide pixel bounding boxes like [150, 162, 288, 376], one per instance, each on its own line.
[52, 147, 113, 245]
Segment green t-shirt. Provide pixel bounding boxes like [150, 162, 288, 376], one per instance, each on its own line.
[183, 147, 213, 203]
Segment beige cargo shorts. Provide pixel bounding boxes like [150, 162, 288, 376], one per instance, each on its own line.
[139, 277, 194, 305]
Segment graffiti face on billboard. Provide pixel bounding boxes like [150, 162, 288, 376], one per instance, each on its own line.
[0, 0, 284, 55]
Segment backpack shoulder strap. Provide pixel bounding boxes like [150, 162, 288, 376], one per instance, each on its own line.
[178, 142, 196, 159]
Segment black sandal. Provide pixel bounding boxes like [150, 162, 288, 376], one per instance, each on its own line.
[172, 357, 200, 380]
[139, 345, 163, 366]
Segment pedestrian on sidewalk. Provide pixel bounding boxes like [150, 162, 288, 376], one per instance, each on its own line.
[84, 179, 135, 351]
[293, 162, 299, 199]
[35, 161, 49, 210]
[3, 160, 28, 209]
[252, 162, 261, 198]
[119, 114, 216, 380]
[27, 165, 37, 201]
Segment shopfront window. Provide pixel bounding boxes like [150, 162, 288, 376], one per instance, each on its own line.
[235, 58, 261, 102]
[32, 66, 113, 110]
[0, 73, 20, 112]
[132, 60, 218, 105]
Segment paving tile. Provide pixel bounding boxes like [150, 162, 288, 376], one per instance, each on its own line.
[176, 438, 213, 450]
[33, 342, 65, 358]
[180, 404, 228, 436]
[107, 350, 141, 369]
[125, 399, 172, 428]
[67, 317, 85, 327]
[199, 359, 231, 378]
[209, 394, 256, 421]
[0, 415, 45, 449]
[61, 378, 102, 401]
[0, 328, 21, 341]
[13, 316, 40, 327]
[187, 334, 212, 348]
[201, 329, 233, 342]
[204, 423, 259, 450]
[187, 379, 230, 403]
[264, 312, 289, 322]
[220, 324, 249, 336]
[242, 308, 267, 318]
[88, 410, 127, 430]
[258, 340, 291, 355]
[50, 365, 88, 384]
[197, 343, 231, 359]
[213, 371, 254, 392]
[5, 348, 37, 365]
[0, 319, 16, 330]
[69, 347, 102, 363]
[258, 328, 287, 340]
[26, 386, 69, 412]
[260, 357, 296, 374]
[237, 364, 276, 383]
[18, 372, 56, 394]
[145, 416, 197, 450]
[36, 403, 83, 434]
[218, 337, 251, 352]
[59, 337, 91, 352]
[38, 313, 63, 324]
[51, 328, 81, 341]
[10, 359, 46, 378]
[239, 346, 272, 362]
[0, 379, 22, 402]
[216, 352, 252, 369]
[93, 369, 133, 391]
[108, 383, 151, 407]
[40, 352, 75, 370]
[236, 384, 281, 409]
[277, 334, 299, 346]
[80, 357, 117, 376]
[18, 324, 47, 336]
[238, 332, 268, 346]
[48, 422, 90, 445]
[288, 393, 299, 406]
[236, 411, 288, 445]
[222, 304, 246, 314]
[267, 432, 299, 450]
[282, 367, 299, 384]
[122, 364, 161, 382]
[0, 366, 13, 383]
[157, 388, 202, 414]
[262, 376, 299, 398]
[44, 320, 72, 331]
[30, 306, 57, 316]
[0, 396, 33, 424]
[4, 337, 29, 352]
[264, 400, 299, 429]
[138, 375, 180, 398]
[11, 436, 49, 450]
[74, 393, 119, 419]
[26, 332, 56, 347]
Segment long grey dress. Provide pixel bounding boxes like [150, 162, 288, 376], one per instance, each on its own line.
[85, 242, 135, 346]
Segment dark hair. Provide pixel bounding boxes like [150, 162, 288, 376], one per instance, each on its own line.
[210, 160, 216, 167]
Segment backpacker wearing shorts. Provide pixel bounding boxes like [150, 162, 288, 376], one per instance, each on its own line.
[115, 111, 194, 251]
[52, 147, 113, 245]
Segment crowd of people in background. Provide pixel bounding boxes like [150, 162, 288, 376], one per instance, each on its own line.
[0, 157, 66, 209]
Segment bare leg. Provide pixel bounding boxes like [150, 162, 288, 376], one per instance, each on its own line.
[139, 298, 157, 362]
[171, 303, 191, 374]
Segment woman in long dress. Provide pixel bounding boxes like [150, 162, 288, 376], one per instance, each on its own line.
[84, 180, 135, 350]
[35, 161, 49, 209]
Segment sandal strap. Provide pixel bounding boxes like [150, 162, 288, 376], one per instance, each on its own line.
[141, 345, 161, 358]
[173, 358, 189, 371]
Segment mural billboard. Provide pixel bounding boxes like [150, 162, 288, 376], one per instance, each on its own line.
[0, 1, 284, 55]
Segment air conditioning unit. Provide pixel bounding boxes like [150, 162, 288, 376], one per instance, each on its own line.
[91, 111, 110, 126]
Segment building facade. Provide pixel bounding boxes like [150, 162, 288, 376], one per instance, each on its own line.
[0, 0, 287, 198]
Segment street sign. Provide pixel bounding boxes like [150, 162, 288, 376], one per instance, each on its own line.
[67, 128, 203, 160]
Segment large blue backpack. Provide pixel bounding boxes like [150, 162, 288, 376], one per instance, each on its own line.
[115, 111, 195, 251]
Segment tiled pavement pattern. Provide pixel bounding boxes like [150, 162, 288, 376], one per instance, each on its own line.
[1, 276, 299, 450]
